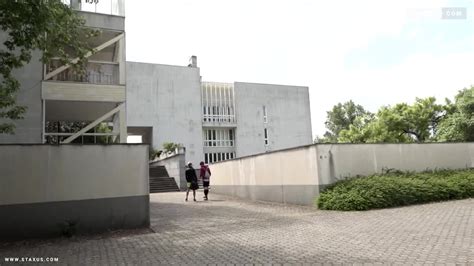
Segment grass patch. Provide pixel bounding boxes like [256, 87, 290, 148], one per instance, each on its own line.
[316, 169, 474, 211]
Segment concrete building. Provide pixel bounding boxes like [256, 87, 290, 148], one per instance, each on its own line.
[126, 58, 313, 165]
[0, 1, 150, 240]
[0, 1, 312, 165]
[0, 0, 127, 145]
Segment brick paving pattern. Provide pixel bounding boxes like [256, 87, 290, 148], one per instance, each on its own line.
[1, 192, 473, 265]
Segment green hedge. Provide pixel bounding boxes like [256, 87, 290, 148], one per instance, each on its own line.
[316, 169, 474, 211]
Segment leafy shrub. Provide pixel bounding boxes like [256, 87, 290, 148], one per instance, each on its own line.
[162, 142, 182, 154]
[316, 169, 474, 211]
[149, 148, 162, 160]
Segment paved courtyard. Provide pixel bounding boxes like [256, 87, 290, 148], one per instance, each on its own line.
[1, 192, 473, 265]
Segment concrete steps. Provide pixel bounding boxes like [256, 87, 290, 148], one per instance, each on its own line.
[149, 176, 180, 193]
[149, 166, 169, 178]
[149, 166, 179, 193]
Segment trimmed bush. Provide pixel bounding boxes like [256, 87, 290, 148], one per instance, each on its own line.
[316, 169, 474, 211]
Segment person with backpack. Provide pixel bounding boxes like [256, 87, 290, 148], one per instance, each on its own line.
[199, 161, 211, 200]
[185, 162, 199, 202]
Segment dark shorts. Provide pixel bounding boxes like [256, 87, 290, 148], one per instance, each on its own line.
[188, 182, 198, 190]
[203, 181, 210, 188]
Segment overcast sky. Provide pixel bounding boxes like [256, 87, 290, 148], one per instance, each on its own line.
[125, 0, 474, 138]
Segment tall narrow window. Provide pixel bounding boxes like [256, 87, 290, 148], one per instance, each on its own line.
[229, 129, 234, 146]
[263, 106, 267, 123]
[212, 130, 216, 146]
[264, 128, 269, 146]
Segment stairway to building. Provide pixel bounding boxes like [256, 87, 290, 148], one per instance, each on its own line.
[149, 166, 180, 193]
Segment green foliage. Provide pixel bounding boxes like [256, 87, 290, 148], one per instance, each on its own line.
[149, 148, 162, 160]
[322, 100, 372, 142]
[436, 86, 474, 142]
[0, 0, 98, 134]
[162, 142, 182, 153]
[337, 97, 445, 143]
[316, 169, 474, 211]
[45, 121, 112, 144]
[96, 123, 112, 144]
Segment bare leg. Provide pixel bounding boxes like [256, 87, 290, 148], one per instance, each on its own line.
[185, 189, 190, 201]
[204, 187, 209, 200]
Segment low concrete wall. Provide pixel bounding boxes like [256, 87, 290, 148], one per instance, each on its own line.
[211, 145, 319, 205]
[0, 145, 149, 240]
[211, 143, 474, 206]
[316, 143, 474, 187]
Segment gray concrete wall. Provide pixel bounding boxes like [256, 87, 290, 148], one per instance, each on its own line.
[234, 82, 312, 158]
[0, 31, 43, 143]
[0, 144, 150, 240]
[79, 11, 125, 31]
[211, 142, 474, 206]
[126, 62, 204, 165]
[316, 143, 474, 187]
[211, 145, 319, 205]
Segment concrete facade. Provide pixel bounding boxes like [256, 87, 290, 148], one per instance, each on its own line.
[126, 62, 204, 165]
[0, 144, 149, 240]
[126, 61, 313, 165]
[0, 8, 127, 145]
[234, 82, 312, 157]
[0, 31, 43, 144]
[210, 142, 474, 205]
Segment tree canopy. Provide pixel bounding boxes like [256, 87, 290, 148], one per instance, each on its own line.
[0, 0, 97, 133]
[321, 100, 372, 142]
[436, 86, 474, 142]
[318, 88, 473, 144]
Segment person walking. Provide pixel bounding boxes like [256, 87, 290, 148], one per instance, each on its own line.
[199, 161, 211, 200]
[185, 162, 198, 202]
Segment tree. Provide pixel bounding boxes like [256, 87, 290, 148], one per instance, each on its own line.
[376, 97, 445, 142]
[45, 121, 112, 144]
[322, 100, 372, 142]
[338, 97, 445, 143]
[436, 86, 474, 142]
[0, 0, 97, 134]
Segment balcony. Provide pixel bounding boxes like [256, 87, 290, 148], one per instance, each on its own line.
[62, 0, 125, 16]
[42, 59, 125, 102]
[47, 60, 120, 85]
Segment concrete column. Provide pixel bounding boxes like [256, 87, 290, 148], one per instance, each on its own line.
[113, 104, 127, 143]
[119, 104, 127, 143]
[42, 100, 46, 143]
[117, 36, 126, 85]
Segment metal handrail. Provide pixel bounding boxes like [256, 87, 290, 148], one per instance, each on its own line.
[61, 0, 125, 16]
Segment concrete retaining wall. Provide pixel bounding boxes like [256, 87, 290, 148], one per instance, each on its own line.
[211, 145, 319, 205]
[0, 145, 150, 240]
[316, 143, 474, 187]
[211, 143, 474, 206]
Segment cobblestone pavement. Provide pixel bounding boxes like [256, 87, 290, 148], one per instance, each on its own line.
[1, 192, 473, 265]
